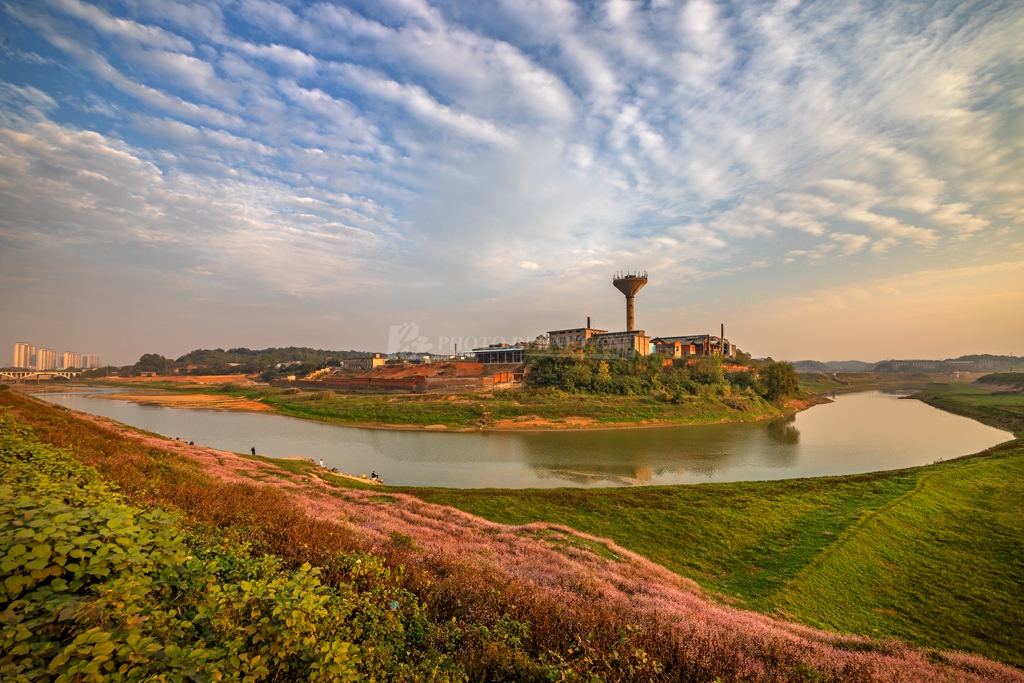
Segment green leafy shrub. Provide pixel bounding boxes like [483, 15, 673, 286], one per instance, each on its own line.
[0, 411, 462, 682]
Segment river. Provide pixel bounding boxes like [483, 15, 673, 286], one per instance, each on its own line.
[37, 388, 1011, 488]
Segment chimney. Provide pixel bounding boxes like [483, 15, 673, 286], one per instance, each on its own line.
[721, 323, 724, 340]
[587, 316, 591, 329]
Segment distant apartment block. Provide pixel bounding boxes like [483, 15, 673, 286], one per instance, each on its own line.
[36, 349, 59, 370]
[11, 341, 98, 372]
[12, 342, 35, 368]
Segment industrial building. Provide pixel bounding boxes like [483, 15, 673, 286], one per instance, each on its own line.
[345, 353, 386, 371]
[546, 272, 732, 359]
[651, 329, 736, 359]
[547, 317, 607, 349]
[473, 344, 526, 364]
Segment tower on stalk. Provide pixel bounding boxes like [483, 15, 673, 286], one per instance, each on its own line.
[612, 271, 648, 331]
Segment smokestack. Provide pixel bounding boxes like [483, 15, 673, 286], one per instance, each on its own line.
[612, 271, 648, 332]
[721, 323, 724, 340]
[587, 316, 591, 329]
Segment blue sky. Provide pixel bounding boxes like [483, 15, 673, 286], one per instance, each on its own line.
[1, 0, 1022, 364]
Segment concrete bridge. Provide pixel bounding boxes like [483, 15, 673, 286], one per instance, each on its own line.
[0, 370, 81, 383]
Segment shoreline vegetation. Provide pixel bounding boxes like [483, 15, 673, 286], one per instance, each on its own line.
[53, 369, 938, 432]
[1, 385, 1021, 681]
[33, 348, 819, 431]
[78, 386, 824, 432]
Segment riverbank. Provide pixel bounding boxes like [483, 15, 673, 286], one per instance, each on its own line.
[55, 380, 823, 431]
[400, 382, 1024, 666]
[796, 371, 949, 395]
[0, 386, 1019, 682]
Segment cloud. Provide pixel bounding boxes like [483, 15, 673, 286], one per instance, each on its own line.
[1, 0, 1023, 360]
[830, 232, 871, 255]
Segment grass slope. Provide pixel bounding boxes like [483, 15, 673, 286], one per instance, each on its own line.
[411, 382, 1024, 666]
[772, 447, 1024, 665]
[409, 473, 919, 611]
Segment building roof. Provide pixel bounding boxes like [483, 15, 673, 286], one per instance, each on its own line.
[593, 329, 646, 337]
[547, 327, 607, 335]
[656, 335, 726, 343]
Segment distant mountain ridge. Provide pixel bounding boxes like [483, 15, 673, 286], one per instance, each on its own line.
[792, 360, 877, 374]
[793, 355, 1023, 374]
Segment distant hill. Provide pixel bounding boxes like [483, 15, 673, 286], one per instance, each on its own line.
[872, 354, 1024, 373]
[793, 360, 876, 374]
[174, 346, 377, 367]
[949, 355, 1024, 372]
[974, 372, 1024, 392]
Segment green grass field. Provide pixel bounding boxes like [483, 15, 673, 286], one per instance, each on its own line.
[408, 381, 1024, 666]
[89, 381, 793, 428]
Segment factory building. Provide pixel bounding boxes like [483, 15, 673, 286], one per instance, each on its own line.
[473, 344, 526, 364]
[548, 317, 607, 349]
[345, 354, 386, 371]
[652, 333, 735, 359]
[545, 274, 735, 360]
[592, 330, 651, 356]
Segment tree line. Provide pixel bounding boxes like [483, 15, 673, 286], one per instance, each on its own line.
[526, 349, 800, 402]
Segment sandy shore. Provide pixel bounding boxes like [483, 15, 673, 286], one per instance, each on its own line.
[91, 391, 275, 412]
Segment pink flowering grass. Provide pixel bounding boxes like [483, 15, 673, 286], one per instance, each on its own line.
[3, 391, 1020, 683]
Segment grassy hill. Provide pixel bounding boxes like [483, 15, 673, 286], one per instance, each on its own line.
[2, 383, 1022, 677]
[411, 382, 1024, 666]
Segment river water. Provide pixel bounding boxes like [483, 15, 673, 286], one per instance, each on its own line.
[37, 388, 1011, 488]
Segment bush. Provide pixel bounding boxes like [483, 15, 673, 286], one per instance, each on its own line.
[0, 411, 462, 682]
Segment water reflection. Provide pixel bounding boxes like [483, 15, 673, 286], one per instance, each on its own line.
[766, 416, 800, 445]
[36, 388, 1012, 488]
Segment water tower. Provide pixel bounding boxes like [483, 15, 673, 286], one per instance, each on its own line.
[612, 270, 648, 331]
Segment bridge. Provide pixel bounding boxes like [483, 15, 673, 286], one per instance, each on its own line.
[0, 370, 81, 383]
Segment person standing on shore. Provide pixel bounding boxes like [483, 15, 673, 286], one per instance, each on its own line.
[251, 446, 256, 455]
[319, 458, 324, 468]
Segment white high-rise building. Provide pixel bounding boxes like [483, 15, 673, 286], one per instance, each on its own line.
[37, 349, 59, 370]
[12, 342, 35, 369]
[62, 351, 83, 370]
[85, 354, 100, 369]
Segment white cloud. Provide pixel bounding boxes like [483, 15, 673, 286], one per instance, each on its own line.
[1, 0, 1023, 358]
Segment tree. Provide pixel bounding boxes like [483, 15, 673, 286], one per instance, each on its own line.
[758, 361, 799, 401]
[132, 353, 174, 376]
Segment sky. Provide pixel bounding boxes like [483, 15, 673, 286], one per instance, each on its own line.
[1, 0, 1022, 365]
